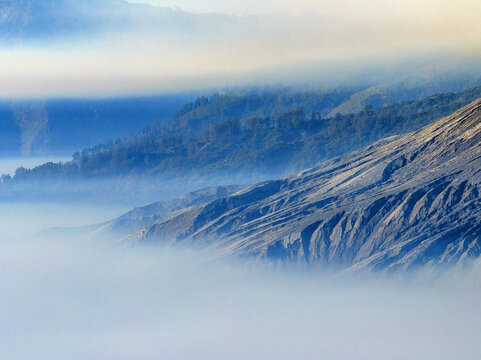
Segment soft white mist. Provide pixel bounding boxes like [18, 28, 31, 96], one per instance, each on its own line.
[1, 202, 480, 360]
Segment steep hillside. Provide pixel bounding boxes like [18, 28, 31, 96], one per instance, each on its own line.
[11, 85, 481, 179]
[167, 88, 358, 137]
[43, 185, 243, 239]
[328, 61, 481, 116]
[89, 185, 243, 240]
[136, 98, 481, 273]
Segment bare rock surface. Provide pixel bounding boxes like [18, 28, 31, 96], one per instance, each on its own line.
[135, 99, 481, 273]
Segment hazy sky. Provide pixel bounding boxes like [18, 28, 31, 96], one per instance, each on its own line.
[129, 0, 480, 17]
[1, 0, 481, 97]
[127, 0, 322, 15]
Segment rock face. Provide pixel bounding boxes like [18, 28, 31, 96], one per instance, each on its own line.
[137, 98, 481, 273]
[86, 185, 244, 241]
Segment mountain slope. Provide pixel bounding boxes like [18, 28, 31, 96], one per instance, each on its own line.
[5, 86, 481, 205]
[137, 98, 481, 273]
[86, 185, 243, 240]
[328, 61, 481, 117]
[10, 85, 481, 177]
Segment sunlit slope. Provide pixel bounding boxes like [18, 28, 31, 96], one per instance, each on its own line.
[138, 98, 481, 272]
[328, 61, 481, 116]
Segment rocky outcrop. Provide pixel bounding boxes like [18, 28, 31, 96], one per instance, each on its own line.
[133, 98, 481, 273]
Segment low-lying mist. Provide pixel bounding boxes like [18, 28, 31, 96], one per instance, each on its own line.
[4, 0, 481, 97]
[0, 171, 279, 207]
[0, 156, 71, 176]
[1, 201, 481, 359]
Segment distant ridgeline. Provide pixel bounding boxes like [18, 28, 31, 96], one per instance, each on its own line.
[6, 85, 481, 184]
[0, 87, 360, 157]
[0, 95, 193, 156]
[2, 69, 480, 158]
[166, 87, 360, 138]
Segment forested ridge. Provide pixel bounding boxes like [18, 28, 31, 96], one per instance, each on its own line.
[5, 85, 481, 183]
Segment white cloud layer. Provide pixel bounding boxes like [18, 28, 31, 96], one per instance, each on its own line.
[1, 191, 481, 360]
[130, 0, 480, 18]
[1, 0, 481, 97]
[2, 224, 481, 359]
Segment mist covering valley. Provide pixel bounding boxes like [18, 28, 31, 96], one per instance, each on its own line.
[2, 0, 481, 358]
[3, 98, 481, 359]
[2, 202, 481, 360]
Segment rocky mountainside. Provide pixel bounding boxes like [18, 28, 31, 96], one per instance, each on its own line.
[132, 98, 481, 273]
[82, 185, 244, 241]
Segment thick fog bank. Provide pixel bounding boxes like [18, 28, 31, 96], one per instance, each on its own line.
[0, 202, 130, 239]
[1, 203, 480, 360]
[0, 172, 277, 207]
